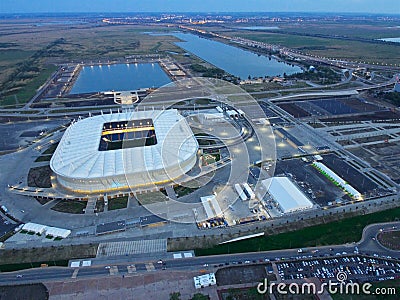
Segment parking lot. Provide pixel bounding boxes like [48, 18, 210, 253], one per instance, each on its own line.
[0, 217, 17, 239]
[276, 254, 400, 283]
[312, 99, 357, 115]
[275, 158, 346, 206]
[322, 154, 379, 194]
[0, 120, 68, 151]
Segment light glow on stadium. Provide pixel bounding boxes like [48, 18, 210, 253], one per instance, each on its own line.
[50, 109, 198, 193]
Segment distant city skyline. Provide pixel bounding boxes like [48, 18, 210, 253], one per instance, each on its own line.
[0, 0, 399, 14]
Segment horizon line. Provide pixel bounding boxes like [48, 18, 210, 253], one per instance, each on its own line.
[1, 11, 400, 16]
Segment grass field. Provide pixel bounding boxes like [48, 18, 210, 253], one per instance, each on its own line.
[173, 185, 199, 198]
[0, 65, 57, 107]
[108, 195, 128, 210]
[195, 206, 400, 256]
[51, 200, 87, 214]
[42, 142, 59, 155]
[34, 155, 52, 162]
[0, 242, 98, 268]
[136, 191, 169, 205]
[228, 31, 400, 65]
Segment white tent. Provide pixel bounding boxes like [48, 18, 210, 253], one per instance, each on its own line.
[201, 195, 223, 219]
[22, 223, 46, 234]
[262, 177, 313, 214]
[45, 227, 71, 238]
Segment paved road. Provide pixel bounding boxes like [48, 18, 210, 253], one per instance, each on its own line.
[1, 221, 398, 285]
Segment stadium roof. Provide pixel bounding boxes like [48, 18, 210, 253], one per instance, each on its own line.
[262, 177, 313, 214]
[51, 109, 198, 180]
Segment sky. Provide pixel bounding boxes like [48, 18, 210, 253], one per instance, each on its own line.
[0, 0, 399, 14]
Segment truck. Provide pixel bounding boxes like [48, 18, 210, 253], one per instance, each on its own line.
[234, 183, 248, 201]
[242, 183, 256, 200]
[1, 205, 8, 214]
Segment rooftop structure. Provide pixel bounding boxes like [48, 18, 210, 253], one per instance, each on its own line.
[51, 109, 198, 193]
[262, 177, 313, 214]
[201, 195, 223, 219]
[312, 162, 362, 199]
[194, 273, 216, 289]
[22, 223, 71, 238]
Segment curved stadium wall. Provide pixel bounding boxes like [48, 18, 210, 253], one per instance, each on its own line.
[50, 109, 198, 193]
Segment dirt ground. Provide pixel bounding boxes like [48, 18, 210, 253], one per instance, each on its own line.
[216, 265, 267, 286]
[45, 270, 219, 300]
[0, 283, 48, 300]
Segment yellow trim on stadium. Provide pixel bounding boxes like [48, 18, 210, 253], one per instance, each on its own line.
[102, 126, 154, 135]
[69, 176, 181, 194]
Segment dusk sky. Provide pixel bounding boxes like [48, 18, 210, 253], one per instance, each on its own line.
[0, 0, 399, 14]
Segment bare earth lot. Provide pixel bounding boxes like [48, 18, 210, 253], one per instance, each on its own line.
[45, 270, 219, 300]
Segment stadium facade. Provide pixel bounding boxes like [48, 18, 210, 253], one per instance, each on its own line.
[50, 109, 198, 193]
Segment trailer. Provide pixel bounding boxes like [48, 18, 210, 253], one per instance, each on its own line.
[0, 205, 8, 214]
[242, 183, 256, 200]
[234, 183, 248, 201]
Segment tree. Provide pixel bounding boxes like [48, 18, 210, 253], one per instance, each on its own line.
[169, 292, 181, 300]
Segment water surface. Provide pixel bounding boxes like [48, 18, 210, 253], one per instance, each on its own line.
[70, 63, 171, 94]
[164, 32, 302, 79]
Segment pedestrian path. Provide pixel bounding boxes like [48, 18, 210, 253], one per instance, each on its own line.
[85, 198, 97, 214]
[96, 239, 167, 257]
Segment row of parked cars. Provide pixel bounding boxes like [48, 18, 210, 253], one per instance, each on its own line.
[276, 255, 400, 282]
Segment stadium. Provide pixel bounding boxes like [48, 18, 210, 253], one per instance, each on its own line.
[50, 109, 199, 193]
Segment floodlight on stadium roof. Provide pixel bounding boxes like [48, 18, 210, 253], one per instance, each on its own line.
[50, 109, 198, 193]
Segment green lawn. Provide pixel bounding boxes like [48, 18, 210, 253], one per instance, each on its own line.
[233, 32, 400, 65]
[51, 200, 87, 214]
[42, 142, 59, 155]
[34, 155, 52, 162]
[173, 185, 199, 198]
[0, 260, 69, 272]
[108, 196, 128, 210]
[0, 65, 57, 107]
[195, 206, 400, 256]
[136, 191, 169, 205]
